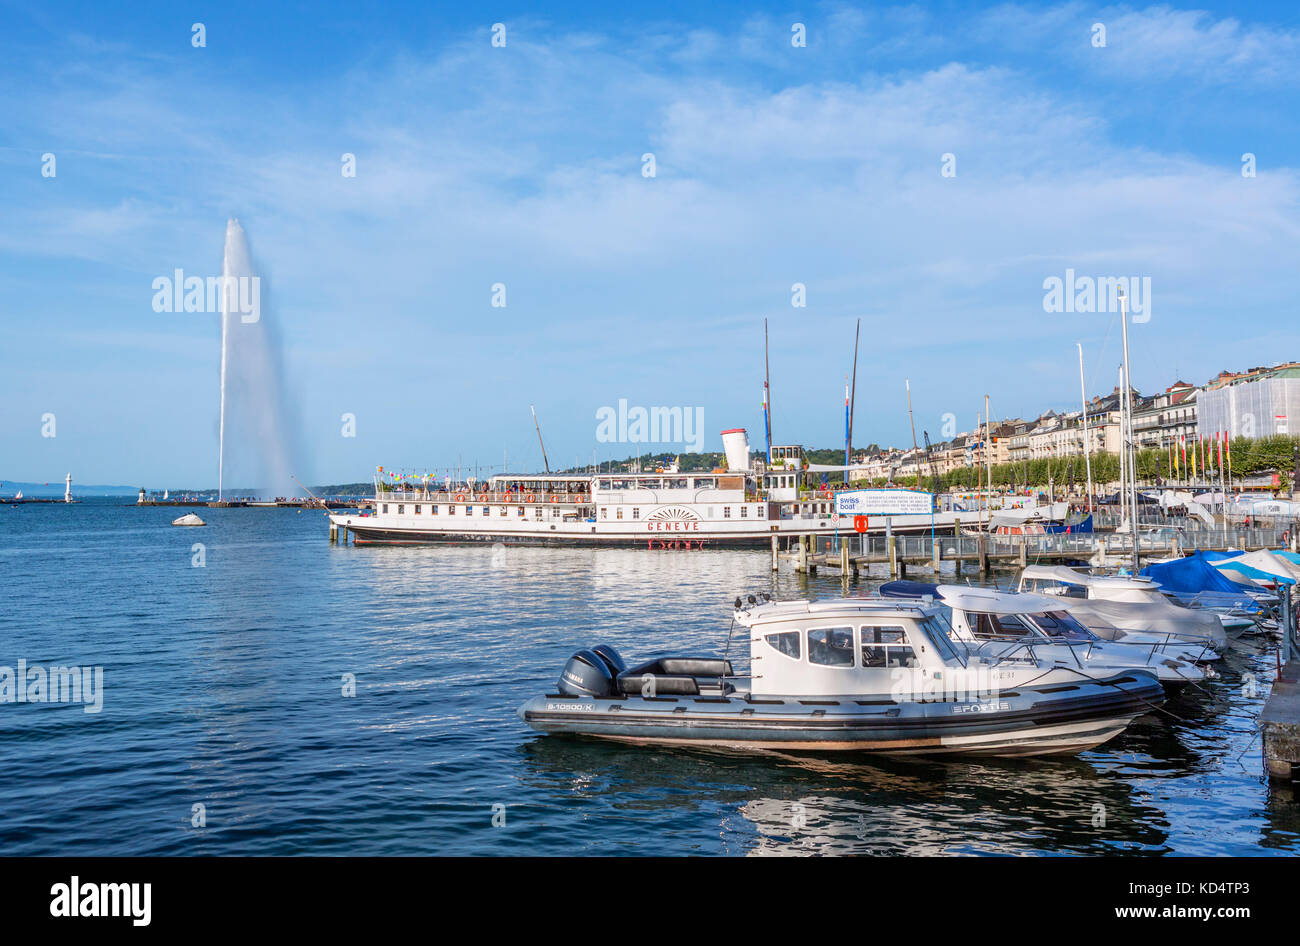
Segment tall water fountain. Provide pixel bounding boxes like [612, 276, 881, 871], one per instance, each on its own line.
[216, 218, 300, 499]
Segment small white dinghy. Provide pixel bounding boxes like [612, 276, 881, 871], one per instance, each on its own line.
[172, 513, 205, 527]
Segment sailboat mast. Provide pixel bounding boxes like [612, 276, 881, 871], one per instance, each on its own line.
[764, 319, 772, 463]
[906, 379, 918, 452]
[848, 319, 859, 469]
[1077, 342, 1094, 515]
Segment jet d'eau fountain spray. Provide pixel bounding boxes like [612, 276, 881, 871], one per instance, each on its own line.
[216, 218, 302, 499]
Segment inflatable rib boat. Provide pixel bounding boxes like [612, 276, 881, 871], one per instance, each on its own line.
[519, 595, 1163, 758]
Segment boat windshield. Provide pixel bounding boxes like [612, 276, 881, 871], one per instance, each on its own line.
[1027, 610, 1095, 641]
[919, 614, 965, 665]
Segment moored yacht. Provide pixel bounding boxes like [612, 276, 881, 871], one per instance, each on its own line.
[879, 582, 1209, 690]
[1016, 565, 1230, 651]
[518, 595, 1163, 757]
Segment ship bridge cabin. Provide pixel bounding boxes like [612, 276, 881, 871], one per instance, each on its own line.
[763, 445, 806, 501]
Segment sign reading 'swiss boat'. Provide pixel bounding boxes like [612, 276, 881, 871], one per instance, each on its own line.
[835, 489, 932, 517]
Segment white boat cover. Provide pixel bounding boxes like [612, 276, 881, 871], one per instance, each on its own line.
[1064, 598, 1226, 646]
[1211, 550, 1300, 584]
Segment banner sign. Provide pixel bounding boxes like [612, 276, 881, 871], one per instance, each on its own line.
[835, 489, 932, 516]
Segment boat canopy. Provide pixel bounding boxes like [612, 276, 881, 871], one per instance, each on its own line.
[1140, 556, 1254, 595]
[935, 585, 1069, 616]
[1020, 564, 1162, 594]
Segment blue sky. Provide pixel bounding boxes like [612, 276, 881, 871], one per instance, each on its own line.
[2, 1, 1298, 488]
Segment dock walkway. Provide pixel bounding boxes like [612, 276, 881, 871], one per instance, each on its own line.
[776, 525, 1293, 577]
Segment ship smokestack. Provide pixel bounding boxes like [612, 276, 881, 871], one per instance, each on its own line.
[721, 428, 751, 472]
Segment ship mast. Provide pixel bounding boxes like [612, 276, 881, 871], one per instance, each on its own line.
[531, 404, 551, 474]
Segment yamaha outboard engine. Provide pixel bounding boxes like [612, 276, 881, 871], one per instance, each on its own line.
[591, 644, 627, 679]
[557, 649, 614, 697]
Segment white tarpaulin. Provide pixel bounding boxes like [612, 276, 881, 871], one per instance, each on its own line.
[835, 489, 933, 516]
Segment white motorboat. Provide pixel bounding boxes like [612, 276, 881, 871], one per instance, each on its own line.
[519, 594, 1164, 758]
[1016, 565, 1229, 651]
[881, 582, 1209, 690]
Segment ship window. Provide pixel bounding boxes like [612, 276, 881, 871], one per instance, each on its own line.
[600, 508, 607, 520]
[616, 508, 623, 520]
[808, 627, 855, 667]
[667, 477, 688, 489]
[431, 505, 439, 515]
[740, 506, 747, 518]
[517, 506, 525, 516]
[397, 504, 404, 515]
[765, 631, 801, 659]
[920, 616, 962, 664]
[382, 504, 388, 514]
[414, 505, 421, 515]
[758, 505, 766, 519]
[449, 505, 456, 515]
[499, 506, 507, 516]
[534, 507, 542, 520]
[860, 625, 917, 668]
[723, 507, 731, 518]
[632, 508, 639, 519]
[465, 506, 472, 516]
[599, 479, 612, 490]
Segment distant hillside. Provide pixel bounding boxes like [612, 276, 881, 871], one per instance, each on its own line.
[0, 480, 137, 497]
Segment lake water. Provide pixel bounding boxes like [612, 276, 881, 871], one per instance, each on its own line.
[2, 499, 1297, 855]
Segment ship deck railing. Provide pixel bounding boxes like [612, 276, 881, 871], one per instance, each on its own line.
[376, 489, 595, 504]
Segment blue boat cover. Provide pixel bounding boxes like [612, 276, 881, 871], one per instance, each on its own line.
[1045, 514, 1093, 534]
[1140, 555, 1254, 594]
[878, 580, 942, 599]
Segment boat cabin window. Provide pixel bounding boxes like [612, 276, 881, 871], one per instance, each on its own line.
[598, 479, 612, 490]
[860, 625, 917, 668]
[1028, 611, 1094, 642]
[431, 505, 438, 515]
[808, 627, 855, 667]
[666, 477, 688, 489]
[382, 504, 388, 514]
[1026, 579, 1086, 599]
[414, 505, 421, 515]
[765, 631, 801, 660]
[971, 612, 1033, 639]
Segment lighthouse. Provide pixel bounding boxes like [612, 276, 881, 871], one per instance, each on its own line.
[64, 473, 72, 503]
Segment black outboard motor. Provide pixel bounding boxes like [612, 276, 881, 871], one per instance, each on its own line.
[591, 644, 627, 679]
[557, 649, 614, 697]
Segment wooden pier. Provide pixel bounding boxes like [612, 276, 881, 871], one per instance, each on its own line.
[773, 525, 1294, 578]
[1263, 591, 1300, 784]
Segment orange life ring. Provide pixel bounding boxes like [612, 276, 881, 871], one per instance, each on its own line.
[549, 495, 559, 503]
[525, 494, 536, 503]
[454, 493, 467, 502]
[477, 493, 489, 502]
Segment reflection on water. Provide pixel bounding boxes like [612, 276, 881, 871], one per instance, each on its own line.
[0, 500, 1296, 855]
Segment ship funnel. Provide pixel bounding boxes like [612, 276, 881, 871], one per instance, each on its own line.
[721, 428, 751, 472]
